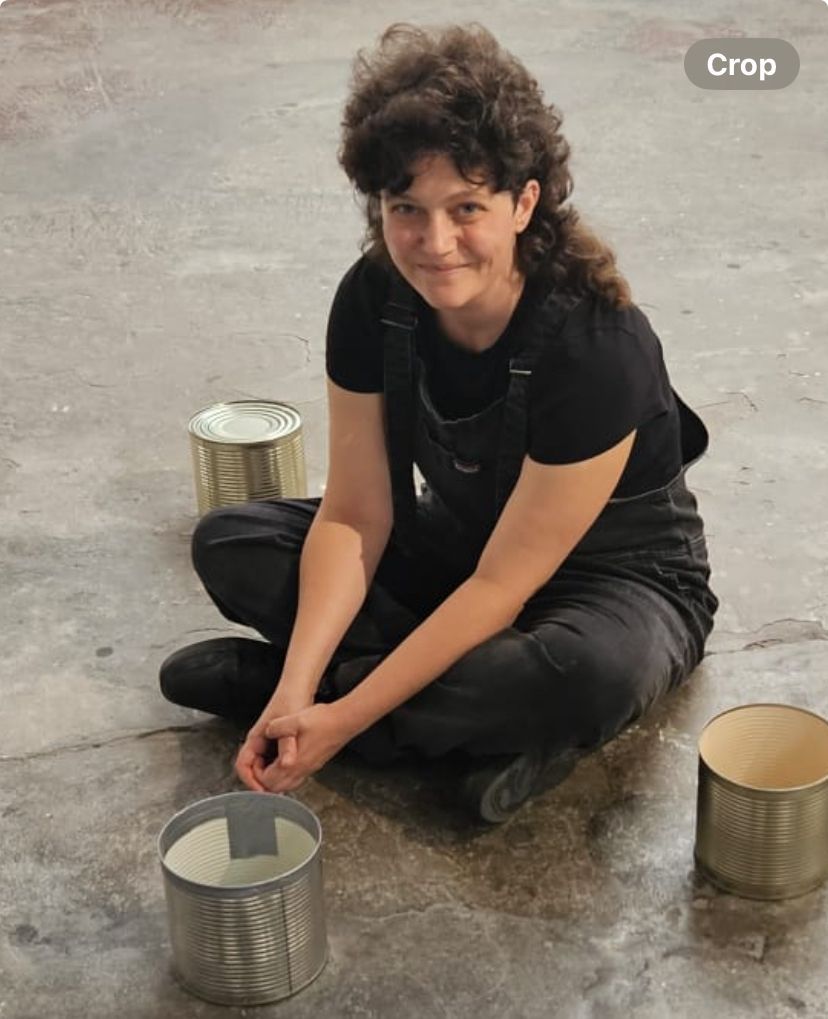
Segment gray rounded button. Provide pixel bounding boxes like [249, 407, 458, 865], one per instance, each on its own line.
[685, 38, 799, 90]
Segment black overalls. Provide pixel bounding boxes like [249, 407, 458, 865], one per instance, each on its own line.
[191, 278, 719, 766]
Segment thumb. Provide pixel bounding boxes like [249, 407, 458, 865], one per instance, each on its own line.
[265, 715, 299, 740]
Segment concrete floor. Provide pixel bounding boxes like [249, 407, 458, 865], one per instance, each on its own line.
[1, 0, 826, 1015]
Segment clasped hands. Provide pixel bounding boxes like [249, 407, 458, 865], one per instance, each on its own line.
[235, 688, 353, 795]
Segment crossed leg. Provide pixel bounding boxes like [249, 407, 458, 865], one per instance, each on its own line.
[189, 498, 700, 765]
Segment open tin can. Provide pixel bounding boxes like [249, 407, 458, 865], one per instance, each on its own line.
[158, 792, 327, 1005]
[695, 703, 828, 899]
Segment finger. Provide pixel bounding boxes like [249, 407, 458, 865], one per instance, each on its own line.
[237, 756, 266, 792]
[251, 759, 269, 791]
[237, 760, 267, 792]
[260, 759, 299, 795]
[236, 744, 267, 792]
[245, 731, 270, 758]
[278, 735, 298, 768]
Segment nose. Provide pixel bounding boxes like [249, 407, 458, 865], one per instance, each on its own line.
[420, 212, 457, 258]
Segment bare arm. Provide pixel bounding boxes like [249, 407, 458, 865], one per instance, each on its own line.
[261, 432, 638, 793]
[325, 431, 637, 738]
[235, 379, 393, 790]
[276, 378, 394, 701]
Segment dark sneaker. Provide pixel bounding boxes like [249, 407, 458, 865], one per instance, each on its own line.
[460, 747, 581, 824]
[159, 637, 283, 727]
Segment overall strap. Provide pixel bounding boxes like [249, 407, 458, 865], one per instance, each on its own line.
[494, 296, 571, 518]
[381, 271, 419, 555]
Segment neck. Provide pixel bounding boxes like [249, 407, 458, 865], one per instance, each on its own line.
[436, 272, 526, 353]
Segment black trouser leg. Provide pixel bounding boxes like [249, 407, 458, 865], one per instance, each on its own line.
[190, 497, 455, 748]
[379, 570, 702, 762]
[191, 498, 707, 765]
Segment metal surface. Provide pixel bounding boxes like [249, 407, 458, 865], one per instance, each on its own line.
[158, 792, 327, 1005]
[188, 400, 307, 514]
[694, 703, 828, 899]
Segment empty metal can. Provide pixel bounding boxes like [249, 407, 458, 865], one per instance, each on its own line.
[158, 792, 327, 1005]
[188, 400, 307, 514]
[695, 703, 828, 899]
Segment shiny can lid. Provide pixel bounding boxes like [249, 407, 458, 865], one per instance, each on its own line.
[188, 401, 302, 446]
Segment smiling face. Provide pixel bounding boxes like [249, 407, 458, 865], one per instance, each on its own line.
[379, 153, 539, 316]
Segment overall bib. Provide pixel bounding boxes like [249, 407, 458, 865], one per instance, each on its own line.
[381, 275, 718, 661]
[190, 278, 719, 765]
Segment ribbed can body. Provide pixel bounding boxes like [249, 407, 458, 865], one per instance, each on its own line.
[159, 793, 327, 1005]
[188, 401, 307, 514]
[694, 704, 828, 900]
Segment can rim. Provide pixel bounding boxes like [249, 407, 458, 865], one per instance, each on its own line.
[188, 400, 302, 448]
[698, 702, 828, 794]
[157, 790, 323, 893]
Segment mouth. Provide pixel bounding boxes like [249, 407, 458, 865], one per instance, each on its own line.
[419, 264, 469, 275]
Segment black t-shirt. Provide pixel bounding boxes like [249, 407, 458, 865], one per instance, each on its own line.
[325, 256, 682, 498]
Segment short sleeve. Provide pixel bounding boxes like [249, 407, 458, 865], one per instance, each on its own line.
[325, 256, 387, 393]
[528, 302, 672, 465]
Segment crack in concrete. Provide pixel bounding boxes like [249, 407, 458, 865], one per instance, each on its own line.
[5, 620, 825, 761]
[723, 389, 759, 412]
[273, 331, 312, 365]
[357, 902, 476, 930]
[707, 617, 828, 656]
[0, 723, 211, 764]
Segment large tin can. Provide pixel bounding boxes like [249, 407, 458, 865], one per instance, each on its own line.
[188, 400, 307, 514]
[695, 703, 828, 899]
[158, 792, 327, 1005]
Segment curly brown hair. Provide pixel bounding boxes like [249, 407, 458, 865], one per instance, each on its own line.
[338, 23, 632, 309]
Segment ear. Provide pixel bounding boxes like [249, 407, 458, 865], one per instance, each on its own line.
[515, 179, 541, 233]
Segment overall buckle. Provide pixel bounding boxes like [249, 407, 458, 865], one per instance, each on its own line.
[508, 358, 532, 376]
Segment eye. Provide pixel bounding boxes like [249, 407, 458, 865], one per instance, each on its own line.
[456, 202, 483, 216]
[390, 202, 418, 215]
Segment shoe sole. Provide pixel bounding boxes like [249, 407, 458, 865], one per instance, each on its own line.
[478, 750, 579, 824]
